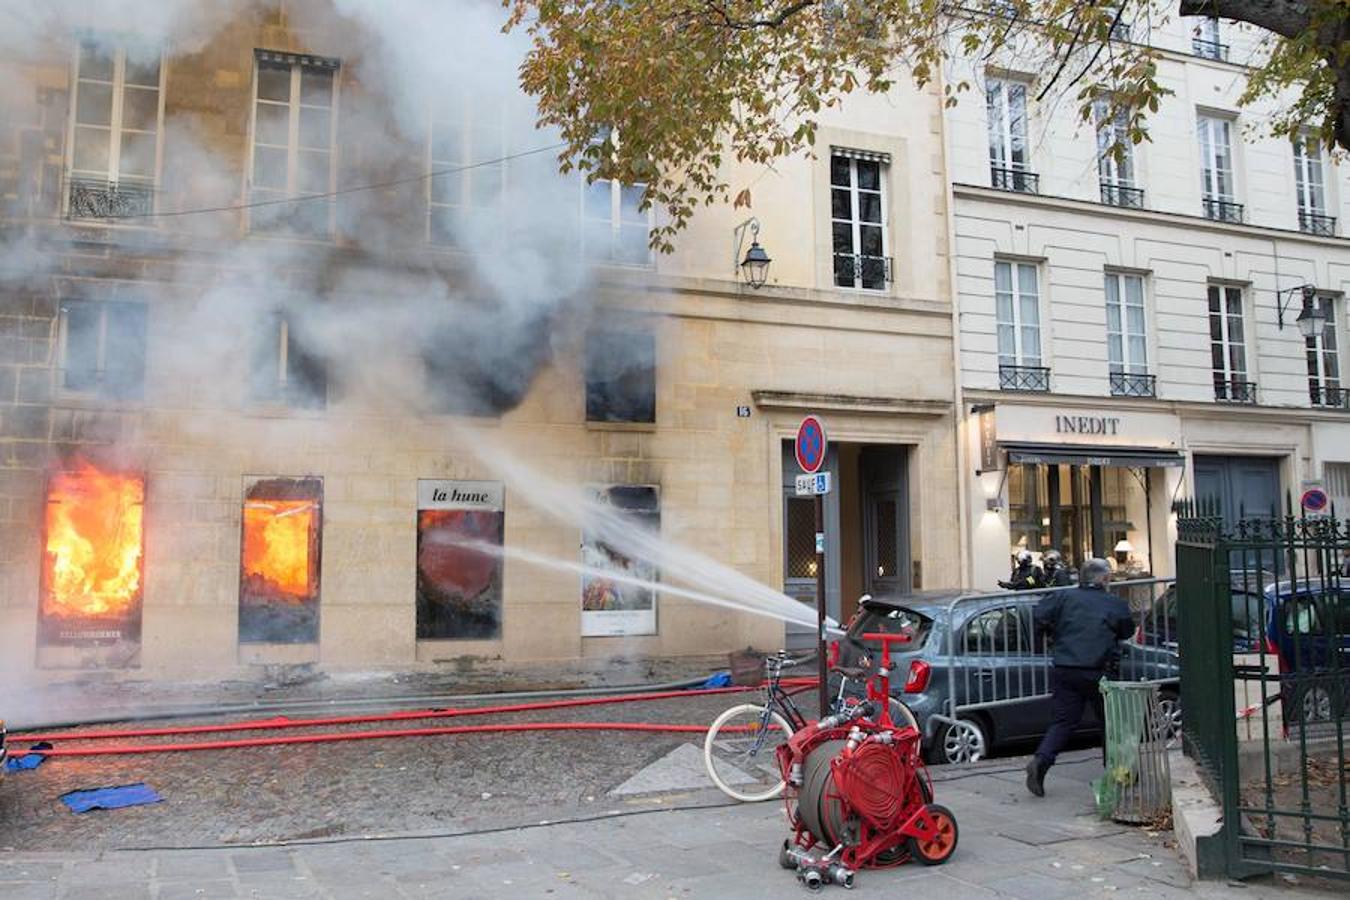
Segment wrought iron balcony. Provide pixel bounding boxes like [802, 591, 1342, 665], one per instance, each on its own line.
[67, 179, 154, 220]
[990, 166, 1040, 194]
[1214, 379, 1257, 404]
[832, 253, 893, 289]
[1202, 197, 1244, 224]
[1298, 212, 1337, 236]
[1100, 182, 1145, 209]
[1310, 384, 1350, 409]
[999, 364, 1051, 392]
[1110, 371, 1156, 398]
[1192, 38, 1229, 61]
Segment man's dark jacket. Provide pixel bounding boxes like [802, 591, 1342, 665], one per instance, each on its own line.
[1033, 585, 1134, 669]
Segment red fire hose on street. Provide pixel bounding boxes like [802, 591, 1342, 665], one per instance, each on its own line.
[10, 678, 819, 759]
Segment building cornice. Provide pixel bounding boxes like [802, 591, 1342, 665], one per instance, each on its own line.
[753, 390, 952, 418]
[952, 184, 1349, 248]
[962, 388, 1350, 425]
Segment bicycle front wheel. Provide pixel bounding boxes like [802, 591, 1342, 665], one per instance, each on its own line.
[704, 703, 793, 802]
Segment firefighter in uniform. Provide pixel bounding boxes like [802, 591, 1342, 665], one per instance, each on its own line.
[998, 549, 1044, 591]
[1041, 550, 1072, 587]
[1025, 558, 1135, 797]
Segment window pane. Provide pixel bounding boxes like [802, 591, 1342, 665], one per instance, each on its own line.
[1106, 302, 1121, 333]
[1211, 343, 1224, 372]
[430, 120, 462, 163]
[121, 86, 160, 132]
[1126, 304, 1145, 336]
[118, 132, 157, 179]
[296, 150, 331, 193]
[1017, 264, 1038, 303]
[123, 54, 160, 87]
[1207, 285, 1220, 313]
[1125, 275, 1144, 307]
[78, 43, 114, 81]
[994, 261, 1012, 294]
[63, 302, 100, 391]
[1128, 335, 1147, 368]
[76, 81, 114, 126]
[255, 103, 290, 146]
[584, 180, 611, 220]
[996, 291, 1013, 326]
[786, 497, 817, 578]
[617, 225, 650, 264]
[1021, 325, 1041, 361]
[859, 224, 882, 256]
[253, 146, 288, 189]
[832, 221, 855, 255]
[830, 156, 850, 187]
[257, 63, 292, 102]
[619, 184, 645, 223]
[856, 160, 879, 191]
[430, 174, 460, 206]
[72, 127, 110, 174]
[103, 303, 147, 399]
[997, 324, 1015, 362]
[858, 191, 881, 223]
[1227, 314, 1243, 345]
[585, 330, 656, 423]
[1108, 333, 1123, 366]
[1019, 292, 1039, 329]
[300, 67, 333, 107]
[831, 188, 851, 220]
[470, 165, 501, 207]
[298, 107, 330, 149]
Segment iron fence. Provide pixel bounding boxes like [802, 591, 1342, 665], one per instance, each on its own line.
[1176, 503, 1348, 881]
[927, 577, 1179, 729]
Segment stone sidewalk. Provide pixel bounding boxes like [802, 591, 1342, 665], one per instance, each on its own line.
[2, 748, 1339, 899]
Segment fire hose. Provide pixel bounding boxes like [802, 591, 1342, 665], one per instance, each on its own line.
[10, 679, 819, 759]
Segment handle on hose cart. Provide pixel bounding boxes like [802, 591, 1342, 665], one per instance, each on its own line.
[859, 632, 912, 729]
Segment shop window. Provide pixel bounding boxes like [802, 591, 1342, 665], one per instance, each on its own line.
[250, 312, 327, 409]
[581, 485, 660, 636]
[239, 477, 322, 644]
[40, 462, 145, 646]
[1008, 463, 1150, 572]
[60, 300, 148, 399]
[416, 480, 504, 640]
[249, 50, 338, 237]
[585, 329, 655, 423]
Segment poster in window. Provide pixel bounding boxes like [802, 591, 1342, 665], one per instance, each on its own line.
[581, 485, 659, 636]
[239, 477, 322, 644]
[416, 480, 504, 640]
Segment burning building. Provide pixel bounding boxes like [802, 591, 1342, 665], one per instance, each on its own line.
[0, 1, 963, 683]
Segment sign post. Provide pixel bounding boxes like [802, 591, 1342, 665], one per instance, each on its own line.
[794, 415, 830, 719]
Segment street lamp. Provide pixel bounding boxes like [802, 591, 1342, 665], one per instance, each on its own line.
[732, 217, 771, 289]
[1276, 284, 1328, 339]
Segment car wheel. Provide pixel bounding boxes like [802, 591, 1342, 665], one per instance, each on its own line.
[1156, 689, 1182, 748]
[1301, 686, 1333, 724]
[928, 717, 988, 765]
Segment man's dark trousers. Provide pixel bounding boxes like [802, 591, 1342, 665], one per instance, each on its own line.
[1033, 666, 1104, 767]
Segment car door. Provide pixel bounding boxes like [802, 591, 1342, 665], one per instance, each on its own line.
[956, 603, 1045, 741]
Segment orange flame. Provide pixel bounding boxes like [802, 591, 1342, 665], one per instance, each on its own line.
[242, 500, 314, 598]
[43, 463, 145, 621]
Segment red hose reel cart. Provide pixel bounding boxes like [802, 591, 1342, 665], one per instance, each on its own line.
[774, 631, 959, 891]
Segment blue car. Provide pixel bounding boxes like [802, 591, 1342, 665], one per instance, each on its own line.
[1264, 579, 1349, 726]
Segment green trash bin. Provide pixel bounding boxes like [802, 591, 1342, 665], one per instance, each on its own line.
[1093, 680, 1172, 823]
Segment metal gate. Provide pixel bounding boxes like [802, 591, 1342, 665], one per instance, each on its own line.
[1176, 504, 1348, 881]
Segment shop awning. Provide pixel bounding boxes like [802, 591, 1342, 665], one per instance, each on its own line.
[1002, 442, 1184, 468]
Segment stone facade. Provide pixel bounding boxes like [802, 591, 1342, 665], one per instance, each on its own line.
[0, 3, 960, 682]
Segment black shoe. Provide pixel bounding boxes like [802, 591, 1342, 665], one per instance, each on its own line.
[1025, 757, 1046, 797]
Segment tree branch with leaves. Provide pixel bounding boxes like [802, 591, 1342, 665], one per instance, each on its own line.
[504, 0, 1347, 250]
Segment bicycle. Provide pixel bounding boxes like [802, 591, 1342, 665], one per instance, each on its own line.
[703, 649, 919, 802]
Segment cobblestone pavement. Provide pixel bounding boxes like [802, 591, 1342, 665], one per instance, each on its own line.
[0, 685, 1340, 898]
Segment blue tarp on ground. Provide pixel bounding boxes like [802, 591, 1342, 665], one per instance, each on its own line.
[4, 742, 53, 772]
[60, 783, 163, 814]
[699, 671, 732, 689]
